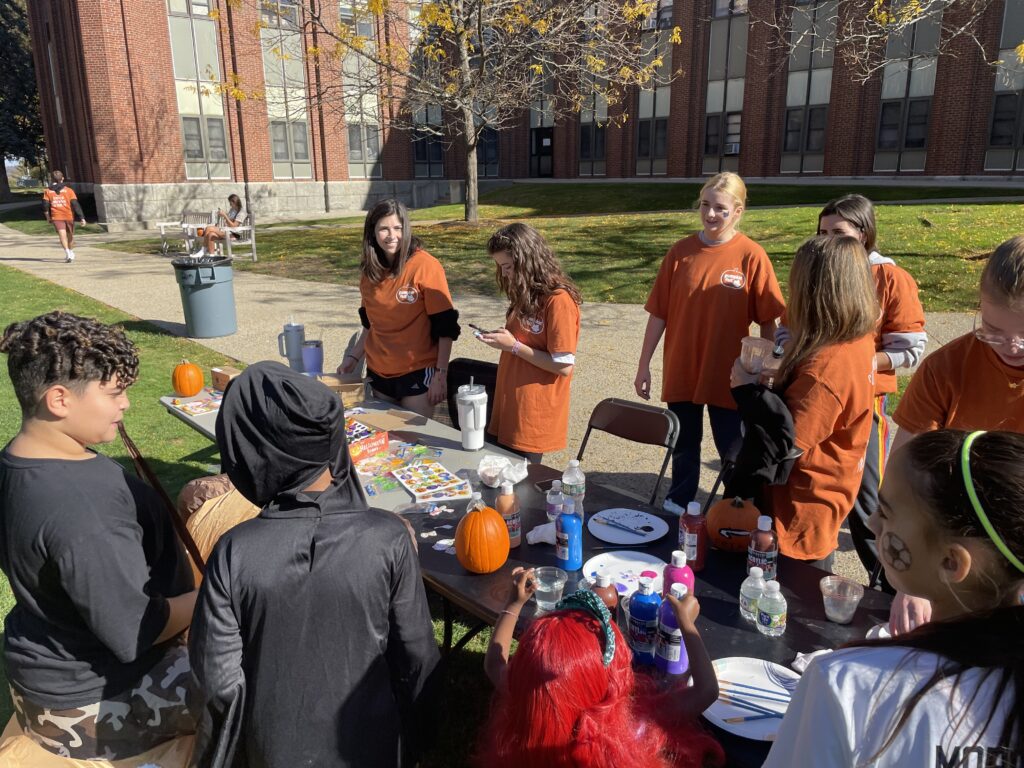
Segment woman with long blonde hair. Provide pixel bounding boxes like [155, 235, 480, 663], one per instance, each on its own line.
[733, 235, 878, 568]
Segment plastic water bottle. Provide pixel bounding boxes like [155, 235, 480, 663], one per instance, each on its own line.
[739, 566, 766, 624]
[628, 577, 661, 665]
[655, 583, 689, 677]
[680, 501, 707, 572]
[747, 515, 779, 581]
[662, 550, 695, 599]
[555, 500, 583, 571]
[545, 480, 565, 522]
[562, 459, 586, 517]
[756, 580, 787, 637]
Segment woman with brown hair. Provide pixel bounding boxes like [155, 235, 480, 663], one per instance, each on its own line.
[477, 223, 582, 463]
[732, 235, 879, 569]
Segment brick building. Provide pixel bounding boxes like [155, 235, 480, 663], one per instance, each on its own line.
[26, 0, 1024, 229]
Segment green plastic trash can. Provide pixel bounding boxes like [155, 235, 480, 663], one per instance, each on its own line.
[172, 256, 238, 338]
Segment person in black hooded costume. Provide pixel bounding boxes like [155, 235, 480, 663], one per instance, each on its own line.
[189, 361, 440, 768]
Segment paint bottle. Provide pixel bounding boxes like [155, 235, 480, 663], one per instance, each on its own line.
[555, 498, 583, 571]
[680, 501, 708, 572]
[496, 482, 521, 548]
[662, 550, 695, 599]
[545, 480, 565, 522]
[627, 577, 661, 666]
[747, 515, 779, 581]
[655, 583, 690, 677]
[591, 574, 619, 612]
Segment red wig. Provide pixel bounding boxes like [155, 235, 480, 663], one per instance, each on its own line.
[476, 610, 724, 768]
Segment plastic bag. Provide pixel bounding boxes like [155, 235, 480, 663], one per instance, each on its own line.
[477, 454, 528, 488]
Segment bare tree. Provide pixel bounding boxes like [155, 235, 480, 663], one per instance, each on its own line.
[751, 0, 1022, 84]
[228, 0, 681, 221]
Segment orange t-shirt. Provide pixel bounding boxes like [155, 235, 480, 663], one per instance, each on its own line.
[872, 261, 925, 395]
[488, 290, 581, 454]
[893, 332, 1024, 434]
[43, 186, 78, 222]
[644, 233, 785, 409]
[766, 335, 876, 560]
[360, 250, 455, 377]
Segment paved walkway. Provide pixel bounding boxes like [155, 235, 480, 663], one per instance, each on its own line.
[0, 223, 974, 581]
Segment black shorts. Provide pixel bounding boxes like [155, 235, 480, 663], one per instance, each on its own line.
[367, 367, 435, 400]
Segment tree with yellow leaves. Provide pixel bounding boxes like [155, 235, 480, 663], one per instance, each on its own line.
[232, 0, 682, 221]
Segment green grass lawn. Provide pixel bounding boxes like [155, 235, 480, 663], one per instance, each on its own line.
[102, 201, 1021, 311]
[0, 193, 104, 237]
[0, 265, 495, 763]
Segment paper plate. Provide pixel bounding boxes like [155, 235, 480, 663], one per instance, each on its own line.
[581, 551, 666, 596]
[587, 508, 670, 545]
[703, 657, 800, 741]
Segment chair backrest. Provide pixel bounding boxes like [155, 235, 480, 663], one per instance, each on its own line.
[181, 210, 214, 226]
[445, 358, 498, 431]
[576, 398, 680, 505]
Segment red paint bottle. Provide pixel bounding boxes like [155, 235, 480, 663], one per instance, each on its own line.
[680, 501, 708, 572]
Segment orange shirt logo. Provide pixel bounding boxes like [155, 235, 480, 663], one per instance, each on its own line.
[520, 316, 544, 335]
[720, 269, 746, 289]
[396, 284, 419, 304]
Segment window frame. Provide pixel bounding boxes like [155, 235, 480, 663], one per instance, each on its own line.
[262, 0, 313, 179]
[703, 3, 747, 174]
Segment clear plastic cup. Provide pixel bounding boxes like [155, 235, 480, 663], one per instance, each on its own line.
[533, 567, 568, 611]
[740, 336, 775, 374]
[820, 575, 865, 624]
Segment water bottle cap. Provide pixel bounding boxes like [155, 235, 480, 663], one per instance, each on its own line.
[757, 515, 773, 531]
[686, 501, 701, 516]
[671, 550, 688, 567]
[637, 577, 653, 594]
[551, 480, 562, 491]
[568, 459, 580, 468]
[501, 482, 514, 494]
[471, 492, 482, 501]
[596, 574, 613, 588]
[748, 566, 764, 578]
[764, 580, 780, 593]
[670, 583, 688, 599]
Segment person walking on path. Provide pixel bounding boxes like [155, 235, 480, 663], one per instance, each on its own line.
[42, 171, 86, 263]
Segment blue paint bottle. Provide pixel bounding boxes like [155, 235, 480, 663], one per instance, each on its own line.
[555, 498, 583, 571]
[655, 583, 690, 677]
[627, 577, 661, 666]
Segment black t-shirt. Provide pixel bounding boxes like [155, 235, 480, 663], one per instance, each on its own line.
[0, 448, 194, 708]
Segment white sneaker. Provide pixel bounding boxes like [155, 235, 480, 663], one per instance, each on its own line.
[663, 498, 687, 516]
[64, 250, 75, 263]
[191, 248, 206, 259]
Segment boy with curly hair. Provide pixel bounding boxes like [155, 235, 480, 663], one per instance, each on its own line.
[0, 311, 197, 759]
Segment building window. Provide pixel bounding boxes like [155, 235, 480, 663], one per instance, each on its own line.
[342, 43, 382, 178]
[167, 0, 230, 179]
[477, 126, 500, 178]
[703, 0, 747, 174]
[529, 76, 555, 177]
[413, 104, 445, 178]
[984, 0, 1024, 172]
[873, 13, 940, 173]
[579, 90, 607, 177]
[780, 0, 834, 174]
[261, 1, 312, 179]
[636, 0, 672, 176]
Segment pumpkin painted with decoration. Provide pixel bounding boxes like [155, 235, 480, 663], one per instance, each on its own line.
[172, 359, 204, 397]
[706, 496, 760, 552]
[455, 504, 510, 574]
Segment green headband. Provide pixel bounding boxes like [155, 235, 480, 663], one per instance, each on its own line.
[961, 431, 1024, 575]
[555, 589, 616, 666]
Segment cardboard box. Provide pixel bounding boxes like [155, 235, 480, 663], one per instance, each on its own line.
[317, 375, 366, 408]
[211, 366, 242, 392]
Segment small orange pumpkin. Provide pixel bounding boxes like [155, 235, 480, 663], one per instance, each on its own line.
[455, 504, 510, 574]
[707, 496, 760, 552]
[172, 359, 204, 397]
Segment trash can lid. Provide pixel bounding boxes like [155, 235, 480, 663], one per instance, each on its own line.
[171, 255, 232, 268]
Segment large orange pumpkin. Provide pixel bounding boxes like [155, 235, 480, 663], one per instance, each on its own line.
[455, 504, 510, 574]
[707, 497, 760, 552]
[172, 359, 204, 397]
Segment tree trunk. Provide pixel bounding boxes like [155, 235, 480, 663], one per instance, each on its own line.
[0, 164, 12, 202]
[464, 139, 479, 223]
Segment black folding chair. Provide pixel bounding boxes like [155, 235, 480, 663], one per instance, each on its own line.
[576, 397, 680, 506]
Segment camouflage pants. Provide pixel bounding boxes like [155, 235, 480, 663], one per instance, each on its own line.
[11, 645, 197, 760]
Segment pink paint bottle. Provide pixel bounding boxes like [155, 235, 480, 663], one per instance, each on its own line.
[662, 550, 695, 599]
